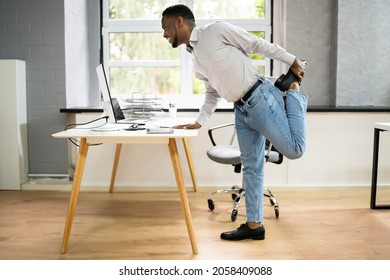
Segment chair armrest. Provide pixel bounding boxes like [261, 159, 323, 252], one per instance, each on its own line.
[208, 123, 235, 146]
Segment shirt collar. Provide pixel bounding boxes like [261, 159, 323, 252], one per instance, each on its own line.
[186, 27, 199, 53]
[186, 45, 193, 53]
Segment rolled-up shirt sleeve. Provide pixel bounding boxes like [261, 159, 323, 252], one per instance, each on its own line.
[218, 22, 296, 66]
[195, 80, 221, 126]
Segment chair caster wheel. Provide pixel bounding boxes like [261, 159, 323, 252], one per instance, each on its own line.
[231, 186, 239, 200]
[208, 199, 215, 211]
[275, 207, 279, 218]
[231, 209, 238, 221]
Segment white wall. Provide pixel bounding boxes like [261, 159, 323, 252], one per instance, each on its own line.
[54, 111, 390, 190]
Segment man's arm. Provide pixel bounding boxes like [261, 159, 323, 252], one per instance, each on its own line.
[172, 79, 220, 130]
[217, 21, 296, 66]
[218, 21, 306, 81]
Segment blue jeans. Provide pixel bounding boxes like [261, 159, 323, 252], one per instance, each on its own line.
[234, 77, 308, 223]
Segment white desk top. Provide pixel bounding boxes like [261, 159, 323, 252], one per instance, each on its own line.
[374, 122, 390, 131]
[52, 120, 198, 144]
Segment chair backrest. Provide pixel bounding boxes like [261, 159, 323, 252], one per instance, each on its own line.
[206, 123, 283, 173]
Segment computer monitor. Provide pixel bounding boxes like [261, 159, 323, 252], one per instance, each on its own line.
[96, 64, 133, 123]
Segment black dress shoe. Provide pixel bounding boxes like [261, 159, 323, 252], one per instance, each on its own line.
[274, 60, 306, 92]
[220, 223, 265, 241]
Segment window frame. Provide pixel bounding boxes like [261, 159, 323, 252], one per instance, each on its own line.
[101, 0, 272, 109]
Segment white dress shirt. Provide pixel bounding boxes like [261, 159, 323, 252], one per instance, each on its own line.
[188, 21, 296, 126]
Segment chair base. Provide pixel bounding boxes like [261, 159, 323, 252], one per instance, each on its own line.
[207, 186, 279, 221]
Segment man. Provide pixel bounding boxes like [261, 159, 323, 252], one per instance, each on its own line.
[161, 4, 307, 241]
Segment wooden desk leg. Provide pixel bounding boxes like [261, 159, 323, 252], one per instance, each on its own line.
[109, 144, 122, 193]
[182, 138, 198, 192]
[168, 138, 198, 254]
[61, 138, 89, 254]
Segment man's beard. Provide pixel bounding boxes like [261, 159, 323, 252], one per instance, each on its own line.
[171, 34, 179, 48]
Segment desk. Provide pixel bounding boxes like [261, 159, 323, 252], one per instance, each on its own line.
[371, 122, 390, 209]
[52, 124, 199, 254]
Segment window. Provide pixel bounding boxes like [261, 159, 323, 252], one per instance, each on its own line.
[102, 0, 271, 109]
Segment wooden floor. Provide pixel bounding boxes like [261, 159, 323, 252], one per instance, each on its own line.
[0, 186, 389, 260]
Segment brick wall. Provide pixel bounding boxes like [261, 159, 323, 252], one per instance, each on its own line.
[0, 0, 100, 175]
[0, 0, 68, 175]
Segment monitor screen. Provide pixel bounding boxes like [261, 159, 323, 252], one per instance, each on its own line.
[111, 97, 125, 121]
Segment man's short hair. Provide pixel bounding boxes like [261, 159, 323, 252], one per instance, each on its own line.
[162, 4, 195, 22]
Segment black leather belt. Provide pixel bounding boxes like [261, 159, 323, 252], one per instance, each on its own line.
[235, 77, 263, 106]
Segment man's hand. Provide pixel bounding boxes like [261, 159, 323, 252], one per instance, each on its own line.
[172, 122, 201, 129]
[291, 58, 306, 82]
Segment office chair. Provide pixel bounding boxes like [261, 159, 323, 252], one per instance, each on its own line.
[206, 123, 283, 221]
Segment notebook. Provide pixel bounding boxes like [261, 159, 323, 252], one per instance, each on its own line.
[96, 64, 144, 124]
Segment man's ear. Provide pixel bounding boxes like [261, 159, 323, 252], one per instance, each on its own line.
[176, 16, 184, 28]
